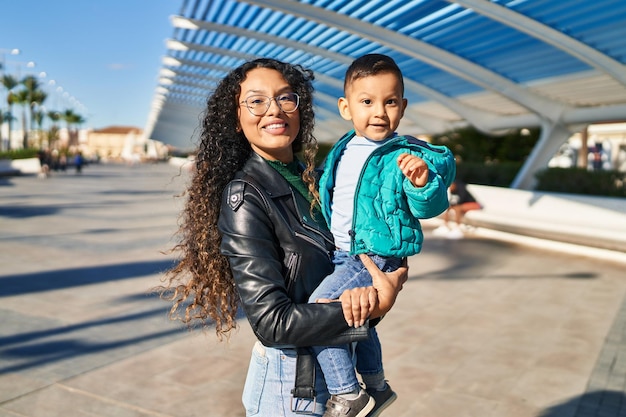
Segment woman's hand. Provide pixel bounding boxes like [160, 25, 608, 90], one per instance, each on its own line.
[328, 255, 408, 327]
[337, 286, 378, 328]
[360, 254, 408, 318]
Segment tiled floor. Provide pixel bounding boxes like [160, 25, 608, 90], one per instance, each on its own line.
[1, 163, 625, 417]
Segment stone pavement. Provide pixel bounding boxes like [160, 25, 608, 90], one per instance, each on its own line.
[1, 163, 626, 417]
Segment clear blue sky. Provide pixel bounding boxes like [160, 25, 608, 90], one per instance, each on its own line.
[1, 0, 178, 130]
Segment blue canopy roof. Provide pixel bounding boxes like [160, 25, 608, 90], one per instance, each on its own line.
[146, 0, 626, 188]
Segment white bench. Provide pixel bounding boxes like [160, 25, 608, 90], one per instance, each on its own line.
[463, 184, 626, 253]
[0, 157, 42, 176]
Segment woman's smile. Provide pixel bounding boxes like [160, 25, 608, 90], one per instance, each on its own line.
[238, 67, 300, 162]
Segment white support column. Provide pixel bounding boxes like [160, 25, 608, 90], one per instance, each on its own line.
[511, 120, 572, 190]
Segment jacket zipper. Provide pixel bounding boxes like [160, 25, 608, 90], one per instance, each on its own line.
[294, 230, 331, 256]
[285, 252, 299, 297]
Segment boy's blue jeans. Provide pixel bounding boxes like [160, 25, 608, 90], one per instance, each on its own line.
[308, 251, 402, 395]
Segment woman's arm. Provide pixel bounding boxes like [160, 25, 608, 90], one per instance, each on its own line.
[218, 181, 369, 348]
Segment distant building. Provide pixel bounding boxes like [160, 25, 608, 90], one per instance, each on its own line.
[85, 126, 169, 162]
[549, 122, 626, 172]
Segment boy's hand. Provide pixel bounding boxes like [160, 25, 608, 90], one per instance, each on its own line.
[397, 153, 428, 187]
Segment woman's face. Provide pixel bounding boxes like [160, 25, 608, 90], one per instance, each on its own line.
[237, 67, 300, 163]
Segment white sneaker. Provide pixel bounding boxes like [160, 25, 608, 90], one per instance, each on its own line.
[323, 389, 374, 417]
[432, 225, 450, 236]
[446, 228, 464, 239]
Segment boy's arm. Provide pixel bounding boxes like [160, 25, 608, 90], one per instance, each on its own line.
[399, 145, 457, 219]
[403, 136, 457, 188]
[403, 141, 457, 218]
[403, 167, 450, 219]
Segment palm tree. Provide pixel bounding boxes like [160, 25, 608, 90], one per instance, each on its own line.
[14, 88, 30, 149]
[19, 75, 47, 149]
[0, 111, 5, 149]
[47, 110, 62, 149]
[30, 90, 47, 126]
[29, 89, 47, 147]
[0, 111, 13, 149]
[33, 109, 46, 148]
[1, 74, 19, 150]
[22, 76, 43, 129]
[62, 109, 85, 147]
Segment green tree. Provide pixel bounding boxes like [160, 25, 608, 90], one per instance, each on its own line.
[0, 111, 12, 148]
[62, 109, 85, 147]
[1, 74, 19, 150]
[33, 109, 46, 147]
[430, 126, 541, 186]
[19, 75, 47, 148]
[22, 76, 44, 129]
[33, 109, 45, 130]
[63, 109, 85, 126]
[14, 88, 30, 149]
[47, 110, 62, 148]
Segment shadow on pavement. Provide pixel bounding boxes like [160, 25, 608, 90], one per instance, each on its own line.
[0, 204, 63, 218]
[417, 237, 599, 281]
[0, 259, 175, 297]
[0, 327, 184, 374]
[538, 390, 626, 417]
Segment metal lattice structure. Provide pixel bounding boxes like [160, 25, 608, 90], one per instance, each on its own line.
[145, 0, 626, 188]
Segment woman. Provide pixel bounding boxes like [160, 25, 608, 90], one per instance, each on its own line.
[162, 58, 407, 416]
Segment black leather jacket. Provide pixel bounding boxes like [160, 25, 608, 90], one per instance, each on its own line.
[218, 153, 369, 348]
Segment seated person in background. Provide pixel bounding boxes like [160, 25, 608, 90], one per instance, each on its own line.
[434, 180, 481, 239]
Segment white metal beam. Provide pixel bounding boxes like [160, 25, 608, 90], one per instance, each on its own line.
[244, 0, 569, 120]
[169, 17, 503, 132]
[511, 120, 572, 189]
[164, 42, 456, 133]
[447, 0, 626, 86]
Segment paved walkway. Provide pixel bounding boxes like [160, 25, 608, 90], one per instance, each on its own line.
[1, 163, 626, 417]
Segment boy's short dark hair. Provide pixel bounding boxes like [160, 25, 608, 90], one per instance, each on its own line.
[344, 53, 404, 94]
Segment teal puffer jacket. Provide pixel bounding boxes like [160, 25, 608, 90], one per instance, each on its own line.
[319, 130, 456, 257]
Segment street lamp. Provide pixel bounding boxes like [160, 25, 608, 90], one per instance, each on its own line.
[12, 60, 36, 79]
[0, 48, 20, 74]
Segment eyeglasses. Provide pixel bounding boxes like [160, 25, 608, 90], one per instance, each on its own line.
[240, 93, 300, 116]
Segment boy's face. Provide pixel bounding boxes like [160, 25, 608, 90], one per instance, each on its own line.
[338, 72, 407, 141]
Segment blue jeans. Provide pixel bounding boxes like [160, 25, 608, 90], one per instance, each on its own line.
[308, 251, 402, 395]
[242, 342, 330, 416]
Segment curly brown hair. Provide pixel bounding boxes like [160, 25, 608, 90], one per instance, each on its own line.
[162, 58, 319, 339]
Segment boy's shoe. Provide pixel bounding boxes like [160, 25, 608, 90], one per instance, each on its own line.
[323, 389, 375, 417]
[365, 383, 397, 417]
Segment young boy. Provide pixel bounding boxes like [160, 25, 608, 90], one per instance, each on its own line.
[311, 54, 456, 417]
